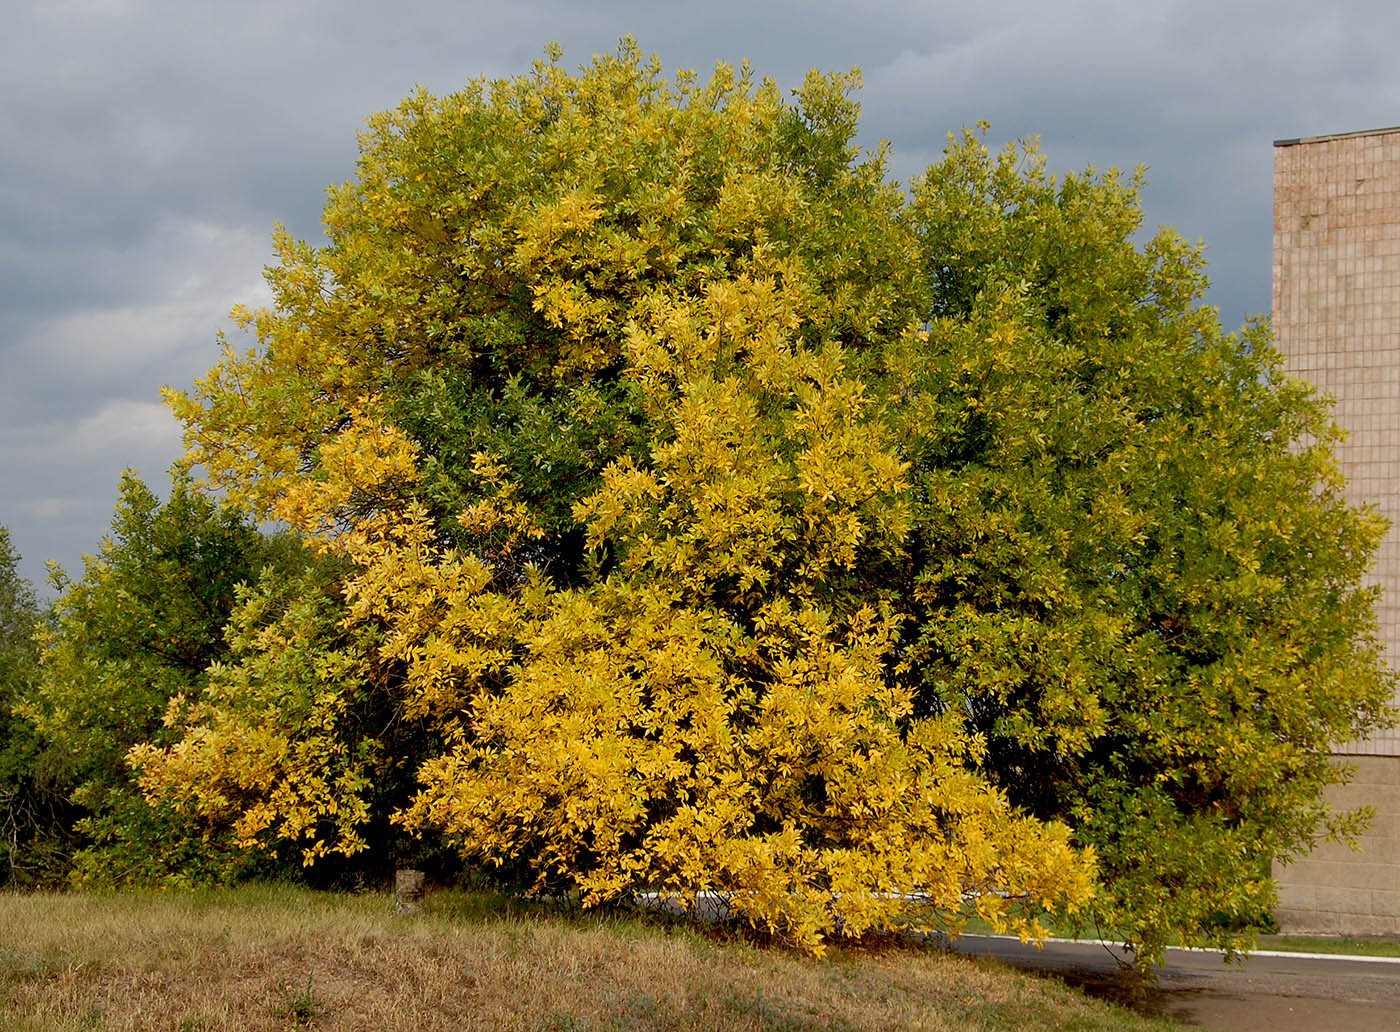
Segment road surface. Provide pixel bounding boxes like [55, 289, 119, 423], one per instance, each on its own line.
[951, 934, 1400, 1031]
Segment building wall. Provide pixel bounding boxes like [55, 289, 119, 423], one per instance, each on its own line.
[1272, 126, 1400, 758]
[1271, 126, 1400, 935]
[1271, 127, 1400, 933]
[1271, 758, 1400, 935]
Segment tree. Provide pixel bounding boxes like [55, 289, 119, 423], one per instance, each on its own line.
[27, 470, 307, 885]
[0, 526, 68, 884]
[155, 43, 1392, 961]
[893, 133, 1395, 957]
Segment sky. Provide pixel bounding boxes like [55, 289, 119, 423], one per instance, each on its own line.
[3, 0, 1399, 593]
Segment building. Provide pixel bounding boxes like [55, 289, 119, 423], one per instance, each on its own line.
[1271, 126, 1400, 934]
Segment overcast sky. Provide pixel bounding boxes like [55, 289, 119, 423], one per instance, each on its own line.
[3, 0, 1398, 592]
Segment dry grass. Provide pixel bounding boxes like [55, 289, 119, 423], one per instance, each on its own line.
[0, 885, 1183, 1032]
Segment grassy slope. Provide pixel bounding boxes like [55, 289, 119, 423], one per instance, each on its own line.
[0, 886, 1184, 1032]
[1255, 935, 1400, 958]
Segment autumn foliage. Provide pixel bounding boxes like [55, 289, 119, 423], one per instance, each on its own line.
[112, 41, 1395, 960]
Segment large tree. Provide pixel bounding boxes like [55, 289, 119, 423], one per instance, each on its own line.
[149, 42, 1392, 961]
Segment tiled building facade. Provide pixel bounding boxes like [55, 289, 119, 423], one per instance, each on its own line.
[1271, 127, 1400, 934]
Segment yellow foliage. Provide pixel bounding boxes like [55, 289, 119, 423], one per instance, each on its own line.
[151, 42, 1104, 948]
[325, 262, 1095, 951]
[275, 401, 422, 546]
[131, 575, 380, 866]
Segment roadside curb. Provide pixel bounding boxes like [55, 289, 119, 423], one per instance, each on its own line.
[962, 933, 1400, 966]
[633, 893, 1400, 966]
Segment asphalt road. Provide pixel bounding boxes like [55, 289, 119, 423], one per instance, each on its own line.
[950, 935, 1400, 1031]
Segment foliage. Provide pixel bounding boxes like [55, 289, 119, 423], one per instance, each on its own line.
[132, 555, 459, 883]
[25, 470, 306, 885]
[346, 339, 1090, 949]
[167, 43, 922, 560]
[154, 43, 1090, 951]
[0, 526, 69, 884]
[894, 134, 1395, 960]
[152, 42, 1393, 962]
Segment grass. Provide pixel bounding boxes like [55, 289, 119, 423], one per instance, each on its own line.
[1254, 935, 1400, 958]
[0, 885, 1186, 1032]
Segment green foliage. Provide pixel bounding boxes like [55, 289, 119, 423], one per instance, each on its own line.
[894, 132, 1395, 961]
[0, 528, 38, 700]
[25, 470, 307, 885]
[0, 526, 70, 884]
[146, 42, 1393, 963]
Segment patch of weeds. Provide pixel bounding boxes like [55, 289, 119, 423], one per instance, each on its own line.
[271, 973, 322, 1027]
[724, 991, 858, 1032]
[539, 1012, 592, 1031]
[604, 989, 677, 1030]
[0, 946, 49, 984]
[0, 946, 24, 984]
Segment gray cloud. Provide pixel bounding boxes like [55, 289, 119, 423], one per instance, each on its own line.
[3, 0, 1397, 589]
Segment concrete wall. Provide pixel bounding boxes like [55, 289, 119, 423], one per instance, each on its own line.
[1272, 127, 1400, 933]
[1272, 757, 1400, 935]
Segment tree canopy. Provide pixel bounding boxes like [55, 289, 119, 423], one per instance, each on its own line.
[141, 41, 1394, 961]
